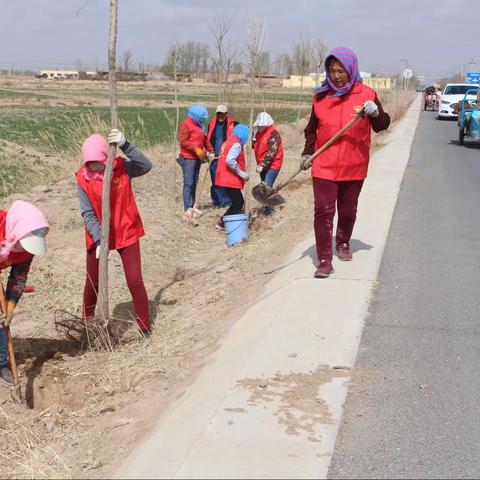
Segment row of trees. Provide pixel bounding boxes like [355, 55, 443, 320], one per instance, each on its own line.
[160, 15, 328, 82]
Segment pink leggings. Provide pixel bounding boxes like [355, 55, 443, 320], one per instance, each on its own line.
[83, 241, 150, 331]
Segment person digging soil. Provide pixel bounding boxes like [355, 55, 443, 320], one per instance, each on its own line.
[252, 112, 284, 216]
[0, 200, 49, 386]
[76, 129, 152, 336]
[300, 47, 390, 278]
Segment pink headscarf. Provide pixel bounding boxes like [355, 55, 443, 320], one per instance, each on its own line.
[81, 133, 109, 181]
[0, 200, 49, 262]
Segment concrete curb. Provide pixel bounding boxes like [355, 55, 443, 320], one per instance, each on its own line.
[116, 97, 421, 479]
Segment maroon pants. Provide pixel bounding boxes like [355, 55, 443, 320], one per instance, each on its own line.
[83, 241, 150, 331]
[313, 177, 364, 262]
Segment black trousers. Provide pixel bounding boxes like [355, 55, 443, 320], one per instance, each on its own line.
[223, 188, 244, 216]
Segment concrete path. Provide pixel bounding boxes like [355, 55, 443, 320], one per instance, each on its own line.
[116, 98, 421, 479]
[328, 107, 480, 479]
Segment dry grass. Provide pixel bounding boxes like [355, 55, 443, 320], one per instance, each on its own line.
[0, 86, 416, 479]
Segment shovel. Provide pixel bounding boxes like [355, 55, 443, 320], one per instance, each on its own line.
[0, 272, 22, 403]
[252, 111, 365, 206]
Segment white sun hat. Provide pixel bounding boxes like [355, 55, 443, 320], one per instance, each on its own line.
[19, 227, 48, 256]
[254, 112, 274, 127]
[216, 104, 228, 113]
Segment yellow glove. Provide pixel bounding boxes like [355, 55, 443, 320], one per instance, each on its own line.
[194, 147, 206, 159]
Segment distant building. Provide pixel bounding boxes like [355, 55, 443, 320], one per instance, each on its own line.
[283, 72, 392, 90]
[40, 69, 80, 79]
[38, 69, 148, 81]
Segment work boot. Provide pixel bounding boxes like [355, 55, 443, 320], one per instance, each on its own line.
[0, 366, 13, 387]
[337, 243, 352, 261]
[314, 259, 334, 278]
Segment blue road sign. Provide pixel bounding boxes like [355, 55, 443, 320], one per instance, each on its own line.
[466, 72, 480, 84]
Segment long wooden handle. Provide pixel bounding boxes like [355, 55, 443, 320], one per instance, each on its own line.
[0, 273, 22, 401]
[272, 112, 364, 195]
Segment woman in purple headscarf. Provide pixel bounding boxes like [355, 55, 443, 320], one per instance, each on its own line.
[300, 47, 391, 278]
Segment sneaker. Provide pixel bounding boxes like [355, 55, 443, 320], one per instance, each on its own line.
[314, 259, 334, 278]
[337, 243, 352, 261]
[0, 366, 14, 387]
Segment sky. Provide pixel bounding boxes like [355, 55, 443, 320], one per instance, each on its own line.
[1, 0, 478, 81]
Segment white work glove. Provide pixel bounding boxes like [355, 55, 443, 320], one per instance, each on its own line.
[108, 128, 126, 147]
[239, 171, 250, 182]
[256, 165, 264, 174]
[300, 154, 312, 171]
[363, 100, 379, 117]
[95, 245, 101, 259]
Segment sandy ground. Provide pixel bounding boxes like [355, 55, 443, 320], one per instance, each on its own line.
[0, 91, 413, 479]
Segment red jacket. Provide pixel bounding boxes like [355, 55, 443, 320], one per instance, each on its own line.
[207, 117, 235, 144]
[253, 125, 284, 170]
[0, 210, 33, 270]
[76, 157, 144, 251]
[304, 83, 390, 181]
[179, 117, 213, 160]
[215, 136, 246, 189]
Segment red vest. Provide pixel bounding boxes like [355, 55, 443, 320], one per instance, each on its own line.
[207, 117, 235, 144]
[254, 125, 283, 170]
[312, 82, 376, 181]
[215, 136, 246, 189]
[0, 210, 33, 270]
[180, 117, 209, 160]
[76, 157, 144, 251]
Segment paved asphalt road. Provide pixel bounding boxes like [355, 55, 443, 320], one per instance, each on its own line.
[328, 110, 480, 479]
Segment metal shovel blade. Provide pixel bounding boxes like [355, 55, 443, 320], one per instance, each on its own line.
[252, 181, 287, 206]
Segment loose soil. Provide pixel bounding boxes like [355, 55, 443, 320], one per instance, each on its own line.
[0, 84, 414, 479]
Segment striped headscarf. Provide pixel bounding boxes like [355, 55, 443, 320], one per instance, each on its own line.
[315, 47, 362, 97]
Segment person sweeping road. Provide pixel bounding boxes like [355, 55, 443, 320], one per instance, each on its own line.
[76, 129, 152, 335]
[300, 47, 390, 278]
[0, 200, 49, 387]
[215, 124, 250, 229]
[252, 112, 284, 216]
[207, 105, 238, 208]
[178, 105, 214, 213]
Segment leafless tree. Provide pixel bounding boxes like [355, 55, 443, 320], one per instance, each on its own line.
[313, 37, 328, 87]
[122, 49, 133, 72]
[245, 16, 267, 206]
[292, 34, 312, 120]
[98, 0, 119, 326]
[163, 41, 210, 78]
[210, 13, 240, 90]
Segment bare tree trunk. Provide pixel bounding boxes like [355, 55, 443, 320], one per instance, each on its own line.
[173, 45, 180, 203]
[98, 0, 118, 326]
[297, 74, 304, 121]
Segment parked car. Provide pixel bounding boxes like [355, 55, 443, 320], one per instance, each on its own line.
[438, 83, 479, 119]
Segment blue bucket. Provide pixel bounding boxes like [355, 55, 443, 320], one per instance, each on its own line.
[223, 213, 249, 246]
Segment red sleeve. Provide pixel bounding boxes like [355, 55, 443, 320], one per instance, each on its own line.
[179, 121, 197, 155]
[205, 135, 214, 154]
